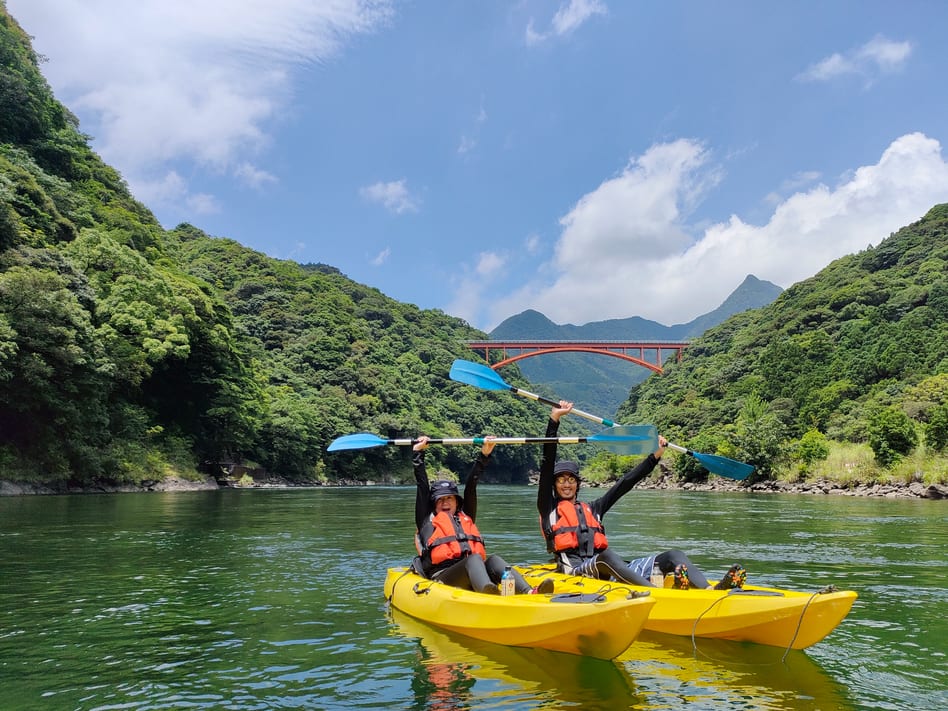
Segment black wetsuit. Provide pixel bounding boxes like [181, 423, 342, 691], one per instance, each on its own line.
[537, 417, 704, 587]
[413, 448, 531, 593]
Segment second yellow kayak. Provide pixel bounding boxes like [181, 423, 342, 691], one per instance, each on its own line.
[516, 563, 857, 650]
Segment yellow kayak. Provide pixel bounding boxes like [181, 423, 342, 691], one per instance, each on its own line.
[516, 564, 857, 650]
[384, 566, 656, 660]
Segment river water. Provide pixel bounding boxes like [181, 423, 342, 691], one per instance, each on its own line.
[1, 487, 945, 710]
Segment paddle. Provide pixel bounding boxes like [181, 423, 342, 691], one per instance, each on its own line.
[449, 359, 755, 480]
[449, 358, 611, 426]
[327, 425, 659, 454]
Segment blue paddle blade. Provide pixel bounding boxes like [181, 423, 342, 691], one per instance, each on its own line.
[449, 359, 512, 391]
[588, 425, 658, 455]
[690, 451, 755, 480]
[327, 433, 389, 451]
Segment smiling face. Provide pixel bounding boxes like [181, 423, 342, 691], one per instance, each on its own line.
[554, 473, 579, 501]
[434, 494, 459, 515]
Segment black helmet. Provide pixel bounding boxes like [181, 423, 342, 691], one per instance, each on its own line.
[553, 460, 581, 481]
[430, 480, 462, 505]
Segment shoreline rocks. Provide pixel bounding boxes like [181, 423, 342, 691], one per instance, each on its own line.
[629, 471, 948, 499]
[2, 473, 946, 499]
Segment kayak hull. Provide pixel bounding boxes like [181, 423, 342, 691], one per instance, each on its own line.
[516, 564, 857, 650]
[384, 566, 656, 660]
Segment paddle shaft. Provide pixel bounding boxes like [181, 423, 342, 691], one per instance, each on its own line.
[377, 436, 623, 447]
[506, 386, 617, 427]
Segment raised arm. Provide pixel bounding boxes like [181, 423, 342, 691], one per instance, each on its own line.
[537, 401, 573, 517]
[413, 436, 431, 530]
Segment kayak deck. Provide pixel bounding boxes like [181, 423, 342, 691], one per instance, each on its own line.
[384, 566, 656, 659]
[516, 564, 857, 650]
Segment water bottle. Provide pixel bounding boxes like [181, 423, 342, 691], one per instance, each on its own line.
[501, 566, 515, 596]
[650, 561, 664, 587]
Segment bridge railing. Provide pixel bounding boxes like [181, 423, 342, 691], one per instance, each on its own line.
[463, 340, 689, 373]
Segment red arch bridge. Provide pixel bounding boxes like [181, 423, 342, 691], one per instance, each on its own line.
[465, 340, 689, 374]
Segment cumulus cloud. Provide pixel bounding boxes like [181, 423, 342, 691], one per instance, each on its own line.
[526, 0, 607, 46]
[359, 179, 420, 214]
[764, 170, 822, 204]
[798, 35, 912, 83]
[481, 133, 948, 329]
[8, 0, 393, 214]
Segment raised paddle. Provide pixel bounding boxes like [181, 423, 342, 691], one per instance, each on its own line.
[449, 358, 610, 425]
[449, 358, 755, 480]
[327, 425, 659, 454]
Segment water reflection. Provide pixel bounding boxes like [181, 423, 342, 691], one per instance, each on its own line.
[389, 606, 859, 710]
[390, 608, 644, 710]
[618, 631, 856, 710]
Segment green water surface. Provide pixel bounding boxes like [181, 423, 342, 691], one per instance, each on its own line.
[1, 487, 945, 710]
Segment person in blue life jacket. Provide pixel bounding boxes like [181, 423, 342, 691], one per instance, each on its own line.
[413, 435, 554, 595]
[537, 402, 747, 590]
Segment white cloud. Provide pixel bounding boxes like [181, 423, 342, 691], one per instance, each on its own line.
[483, 133, 948, 330]
[858, 35, 913, 71]
[185, 192, 221, 215]
[553, 139, 719, 269]
[446, 251, 509, 328]
[371, 248, 391, 266]
[525, 233, 542, 255]
[798, 35, 912, 83]
[765, 170, 822, 204]
[526, 0, 607, 46]
[476, 251, 506, 277]
[7, 0, 393, 216]
[359, 179, 420, 214]
[235, 162, 278, 189]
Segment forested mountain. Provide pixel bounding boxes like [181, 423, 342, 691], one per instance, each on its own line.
[619, 204, 948, 479]
[3, 3, 947, 491]
[0, 7, 546, 487]
[489, 275, 782, 419]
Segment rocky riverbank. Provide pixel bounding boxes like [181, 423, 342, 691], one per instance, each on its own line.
[3, 471, 947, 499]
[632, 469, 948, 499]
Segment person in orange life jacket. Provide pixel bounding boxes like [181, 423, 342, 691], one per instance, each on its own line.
[413, 435, 553, 595]
[537, 402, 747, 590]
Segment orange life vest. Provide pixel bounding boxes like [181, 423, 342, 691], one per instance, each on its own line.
[419, 511, 487, 565]
[546, 500, 608, 557]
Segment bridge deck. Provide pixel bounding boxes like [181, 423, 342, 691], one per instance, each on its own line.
[465, 340, 688, 373]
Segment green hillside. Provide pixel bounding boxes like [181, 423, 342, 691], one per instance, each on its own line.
[0, 7, 546, 487]
[619, 204, 948, 484]
[3, 3, 947, 491]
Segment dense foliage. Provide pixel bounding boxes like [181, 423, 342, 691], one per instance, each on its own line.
[3, 4, 947, 490]
[618, 204, 948, 482]
[0, 6, 548, 486]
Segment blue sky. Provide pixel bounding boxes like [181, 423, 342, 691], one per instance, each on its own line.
[8, 1, 948, 331]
